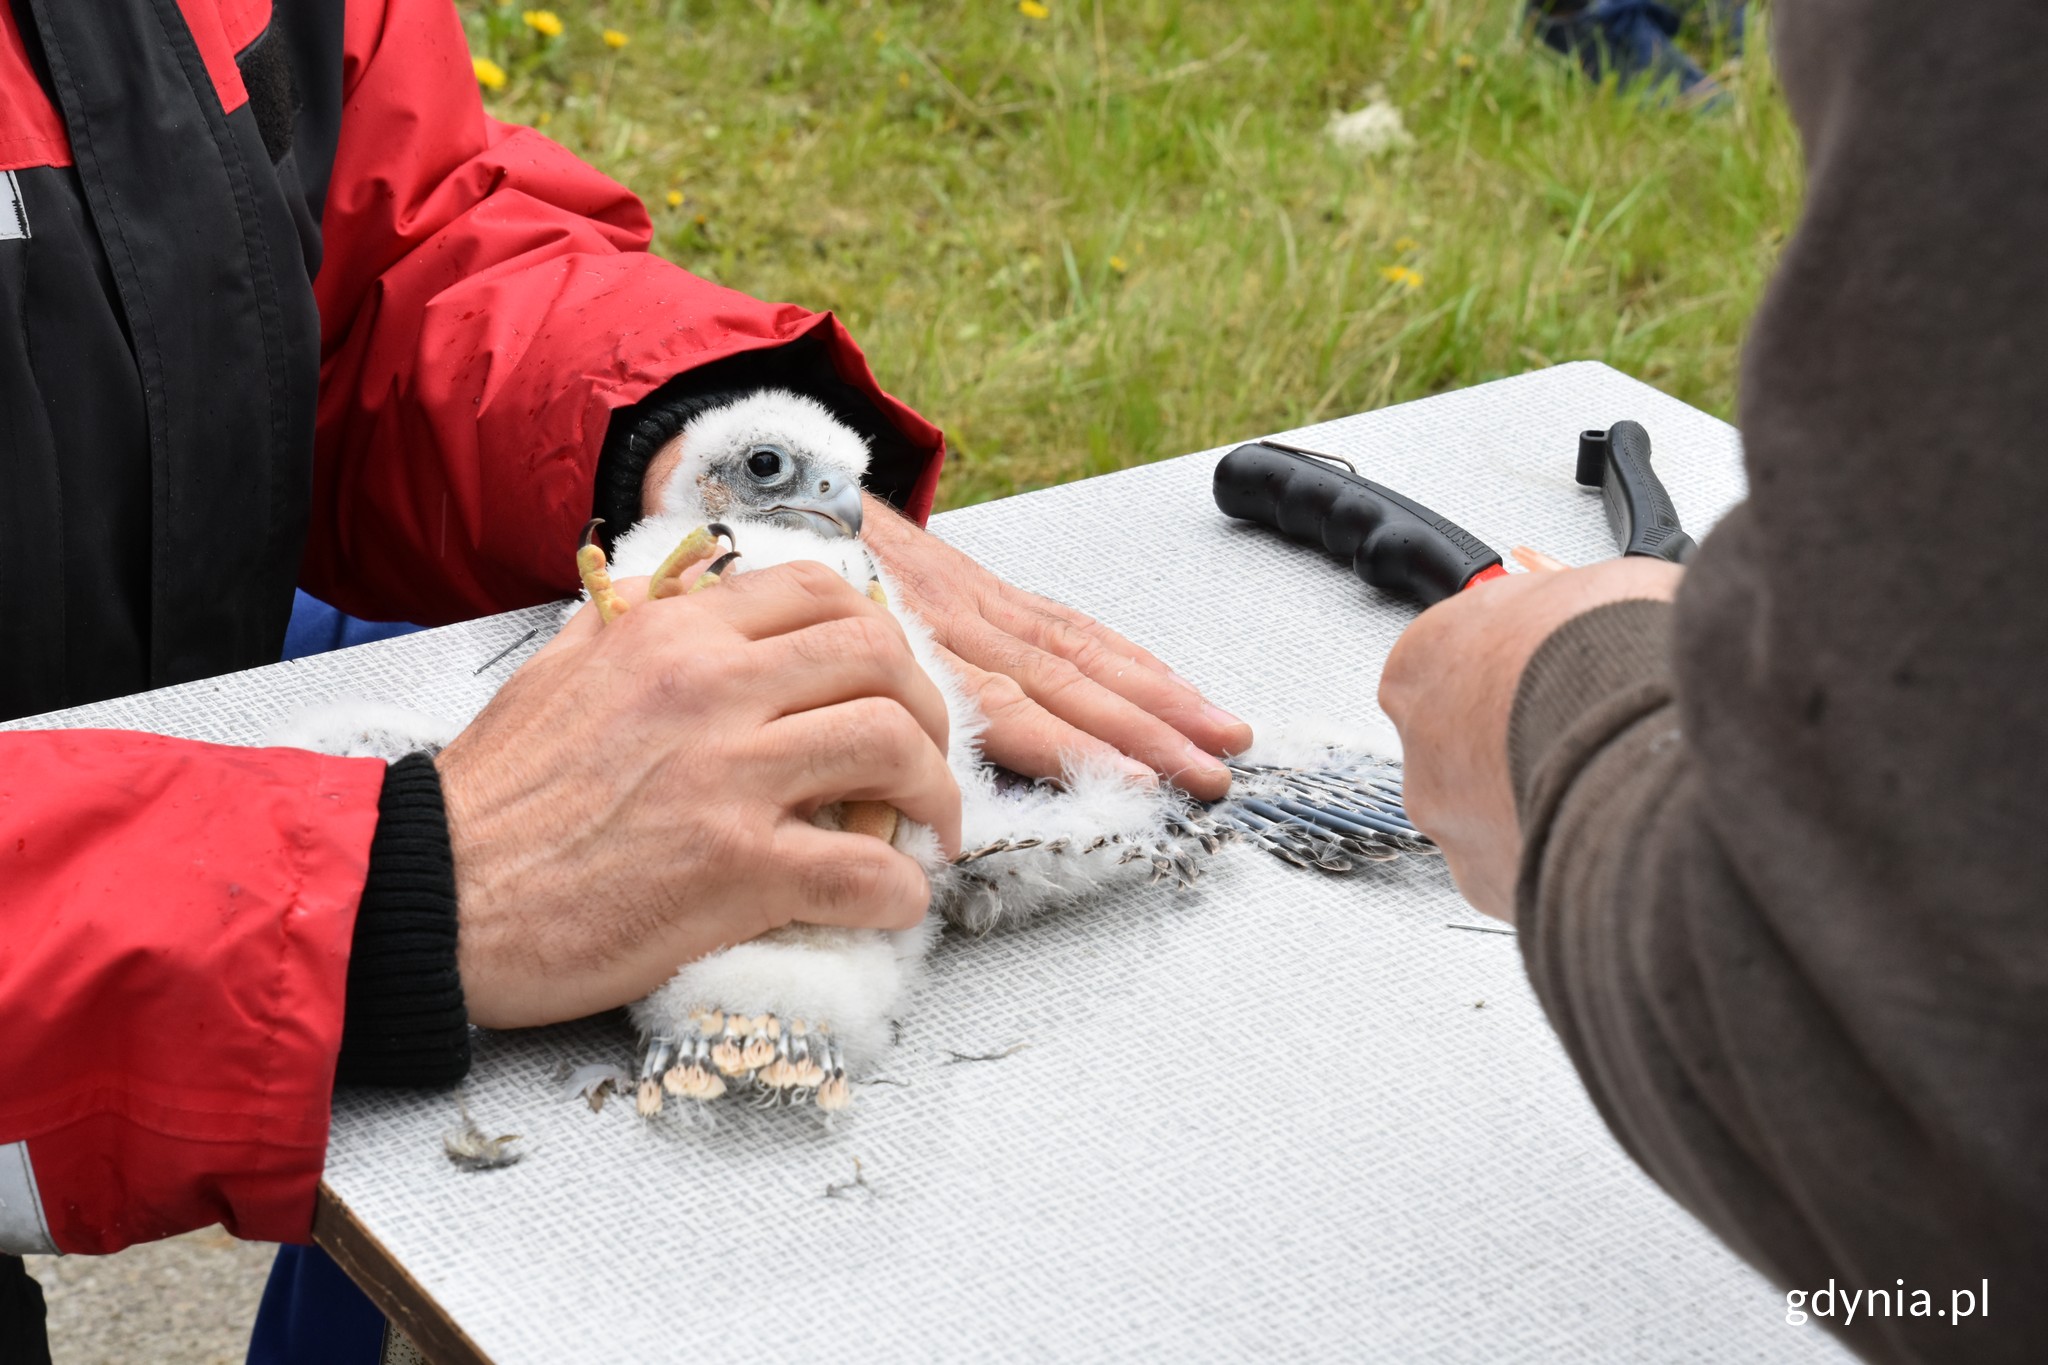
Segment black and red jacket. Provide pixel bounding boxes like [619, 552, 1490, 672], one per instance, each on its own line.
[0, 0, 943, 1259]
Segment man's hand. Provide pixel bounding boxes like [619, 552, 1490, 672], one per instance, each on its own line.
[435, 562, 962, 1029]
[1379, 556, 1681, 921]
[859, 494, 1253, 801]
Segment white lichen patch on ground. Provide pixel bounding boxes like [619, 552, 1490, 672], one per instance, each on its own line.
[1326, 92, 1415, 158]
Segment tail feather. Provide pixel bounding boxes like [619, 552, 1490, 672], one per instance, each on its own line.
[1199, 755, 1433, 873]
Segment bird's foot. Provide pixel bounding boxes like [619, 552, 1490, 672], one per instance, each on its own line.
[578, 519, 738, 622]
[635, 1010, 852, 1117]
[649, 523, 740, 599]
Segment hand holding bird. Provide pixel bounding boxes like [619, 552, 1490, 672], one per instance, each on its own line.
[639, 405, 1255, 799]
[433, 557, 960, 1031]
[856, 495, 1255, 800]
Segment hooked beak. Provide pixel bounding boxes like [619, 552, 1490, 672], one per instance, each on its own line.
[767, 477, 864, 539]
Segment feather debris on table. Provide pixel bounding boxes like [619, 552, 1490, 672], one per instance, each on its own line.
[443, 1100, 524, 1172]
[557, 1063, 634, 1113]
[274, 389, 1433, 1123]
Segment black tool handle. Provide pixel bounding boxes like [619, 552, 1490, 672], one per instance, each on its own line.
[1214, 443, 1503, 606]
[1575, 420, 1697, 563]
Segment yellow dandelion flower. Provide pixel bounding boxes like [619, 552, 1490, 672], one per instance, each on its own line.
[522, 10, 563, 38]
[1380, 264, 1424, 291]
[1393, 236, 1419, 252]
[1019, 0, 1050, 18]
[602, 28, 630, 49]
[536, 110, 552, 127]
[472, 56, 508, 90]
[1109, 255, 1129, 273]
[665, 190, 684, 208]
[898, 70, 911, 88]
[1456, 52, 1477, 71]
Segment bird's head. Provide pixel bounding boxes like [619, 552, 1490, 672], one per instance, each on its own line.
[648, 388, 872, 538]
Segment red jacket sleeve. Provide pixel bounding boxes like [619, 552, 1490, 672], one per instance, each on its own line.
[0, 733, 385, 1254]
[306, 0, 945, 624]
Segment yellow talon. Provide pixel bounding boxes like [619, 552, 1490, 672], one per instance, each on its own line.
[577, 520, 631, 624]
[865, 578, 888, 607]
[648, 525, 724, 600]
[687, 543, 742, 594]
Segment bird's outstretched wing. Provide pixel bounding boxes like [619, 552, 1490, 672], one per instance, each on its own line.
[935, 738, 1431, 939]
[1190, 756, 1432, 873]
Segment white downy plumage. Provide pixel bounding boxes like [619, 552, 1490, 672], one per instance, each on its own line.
[275, 389, 1423, 1118]
[607, 390, 1204, 1112]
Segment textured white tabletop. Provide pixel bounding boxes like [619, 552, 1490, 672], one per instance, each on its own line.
[15, 363, 1852, 1363]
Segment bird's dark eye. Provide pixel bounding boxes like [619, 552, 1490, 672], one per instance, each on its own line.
[745, 446, 787, 482]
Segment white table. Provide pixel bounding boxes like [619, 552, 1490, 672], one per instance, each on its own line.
[15, 364, 1852, 1363]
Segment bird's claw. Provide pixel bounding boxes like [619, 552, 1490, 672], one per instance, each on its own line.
[578, 522, 741, 620]
[648, 522, 736, 599]
[635, 1011, 852, 1117]
[577, 519, 634, 624]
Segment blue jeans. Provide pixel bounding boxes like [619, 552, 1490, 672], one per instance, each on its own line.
[249, 591, 425, 1365]
[281, 590, 424, 659]
[247, 1245, 388, 1365]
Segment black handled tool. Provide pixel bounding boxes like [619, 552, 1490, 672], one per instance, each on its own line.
[1213, 440, 1505, 606]
[1575, 420, 1696, 563]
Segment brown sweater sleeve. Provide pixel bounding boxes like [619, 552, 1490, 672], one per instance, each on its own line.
[1505, 4, 2048, 1361]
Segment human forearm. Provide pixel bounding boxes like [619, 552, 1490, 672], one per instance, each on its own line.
[1506, 594, 2048, 1363]
[0, 732, 380, 1252]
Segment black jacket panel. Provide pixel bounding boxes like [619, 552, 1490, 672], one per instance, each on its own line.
[1, 0, 343, 719]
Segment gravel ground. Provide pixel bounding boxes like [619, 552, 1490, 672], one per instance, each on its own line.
[24, 1229, 279, 1365]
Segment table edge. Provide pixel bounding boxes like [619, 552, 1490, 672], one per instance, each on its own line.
[314, 1182, 495, 1365]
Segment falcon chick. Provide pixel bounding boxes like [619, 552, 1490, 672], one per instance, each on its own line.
[591, 389, 1424, 1116]
[275, 389, 1426, 1118]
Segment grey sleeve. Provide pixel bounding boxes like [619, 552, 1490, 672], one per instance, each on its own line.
[1502, 3, 2048, 1360]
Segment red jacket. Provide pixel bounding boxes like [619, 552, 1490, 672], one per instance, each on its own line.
[0, 0, 942, 1256]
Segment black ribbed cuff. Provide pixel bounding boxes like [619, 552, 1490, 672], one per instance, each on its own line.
[337, 753, 470, 1087]
[592, 375, 753, 546]
[590, 335, 930, 542]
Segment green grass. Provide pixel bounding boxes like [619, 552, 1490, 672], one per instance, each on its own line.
[465, 0, 1801, 509]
